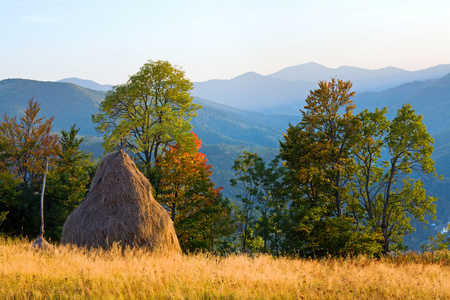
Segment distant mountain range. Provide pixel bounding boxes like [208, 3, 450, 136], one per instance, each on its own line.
[0, 78, 297, 147]
[193, 62, 450, 114]
[355, 73, 450, 134]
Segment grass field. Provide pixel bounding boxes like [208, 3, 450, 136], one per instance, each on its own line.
[1, 237, 450, 299]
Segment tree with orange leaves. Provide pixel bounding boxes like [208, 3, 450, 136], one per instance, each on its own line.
[0, 98, 60, 184]
[156, 132, 235, 252]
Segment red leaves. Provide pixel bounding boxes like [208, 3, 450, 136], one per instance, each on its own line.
[0, 98, 60, 184]
[156, 132, 221, 220]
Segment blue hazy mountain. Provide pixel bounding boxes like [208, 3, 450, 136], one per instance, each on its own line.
[0, 78, 298, 147]
[193, 72, 312, 114]
[354, 73, 450, 134]
[193, 62, 450, 115]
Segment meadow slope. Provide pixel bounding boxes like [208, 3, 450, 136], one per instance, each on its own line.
[1, 238, 450, 299]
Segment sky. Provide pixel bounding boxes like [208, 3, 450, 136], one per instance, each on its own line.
[1, 0, 450, 84]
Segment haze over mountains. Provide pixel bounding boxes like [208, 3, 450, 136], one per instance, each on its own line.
[2, 62, 450, 147]
[193, 62, 450, 114]
[57, 78, 114, 92]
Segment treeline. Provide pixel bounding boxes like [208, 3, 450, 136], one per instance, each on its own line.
[0, 99, 94, 240]
[0, 60, 443, 257]
[230, 79, 438, 256]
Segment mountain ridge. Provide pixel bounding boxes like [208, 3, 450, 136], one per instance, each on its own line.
[192, 63, 450, 114]
[57, 78, 114, 92]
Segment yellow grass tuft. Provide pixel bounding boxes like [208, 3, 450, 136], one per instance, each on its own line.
[1, 237, 450, 299]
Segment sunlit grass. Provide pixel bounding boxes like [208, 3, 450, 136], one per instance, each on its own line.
[1, 237, 450, 299]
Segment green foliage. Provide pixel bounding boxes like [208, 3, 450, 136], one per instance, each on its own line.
[92, 60, 200, 184]
[278, 79, 439, 257]
[44, 124, 95, 241]
[421, 228, 450, 252]
[0, 98, 95, 241]
[230, 151, 287, 253]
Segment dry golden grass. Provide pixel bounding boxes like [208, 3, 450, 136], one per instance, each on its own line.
[1, 237, 450, 299]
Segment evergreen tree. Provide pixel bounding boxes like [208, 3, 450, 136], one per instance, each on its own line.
[45, 125, 95, 241]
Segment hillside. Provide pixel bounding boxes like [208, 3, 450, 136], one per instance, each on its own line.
[354, 73, 450, 134]
[193, 97, 299, 147]
[0, 79, 103, 136]
[0, 78, 298, 148]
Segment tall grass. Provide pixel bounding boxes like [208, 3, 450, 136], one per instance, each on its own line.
[1, 237, 450, 299]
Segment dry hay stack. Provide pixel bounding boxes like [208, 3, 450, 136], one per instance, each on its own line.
[61, 150, 181, 253]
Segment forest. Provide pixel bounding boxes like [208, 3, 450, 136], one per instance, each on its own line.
[0, 60, 447, 257]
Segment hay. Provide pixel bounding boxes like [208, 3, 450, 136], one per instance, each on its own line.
[61, 150, 181, 253]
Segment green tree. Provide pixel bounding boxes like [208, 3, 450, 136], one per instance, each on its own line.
[92, 60, 200, 185]
[230, 151, 260, 252]
[279, 79, 368, 256]
[421, 226, 450, 251]
[230, 152, 287, 253]
[348, 105, 438, 253]
[380, 104, 437, 253]
[279, 79, 439, 256]
[45, 125, 95, 241]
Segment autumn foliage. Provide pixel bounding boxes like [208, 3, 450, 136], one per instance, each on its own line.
[0, 98, 59, 184]
[156, 132, 234, 252]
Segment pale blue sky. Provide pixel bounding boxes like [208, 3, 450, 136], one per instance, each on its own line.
[1, 0, 449, 84]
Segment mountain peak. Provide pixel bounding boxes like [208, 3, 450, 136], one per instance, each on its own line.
[232, 72, 265, 80]
[57, 78, 113, 92]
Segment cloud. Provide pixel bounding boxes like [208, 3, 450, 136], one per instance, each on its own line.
[19, 16, 60, 23]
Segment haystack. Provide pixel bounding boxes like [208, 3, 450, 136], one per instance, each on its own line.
[61, 150, 181, 253]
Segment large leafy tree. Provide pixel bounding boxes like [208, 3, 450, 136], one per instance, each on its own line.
[347, 105, 438, 253]
[92, 60, 200, 183]
[278, 79, 438, 256]
[356, 105, 437, 253]
[279, 79, 369, 256]
[155, 132, 235, 252]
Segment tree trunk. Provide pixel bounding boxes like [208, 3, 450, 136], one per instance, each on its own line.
[335, 170, 342, 217]
[171, 202, 176, 221]
[381, 159, 397, 254]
